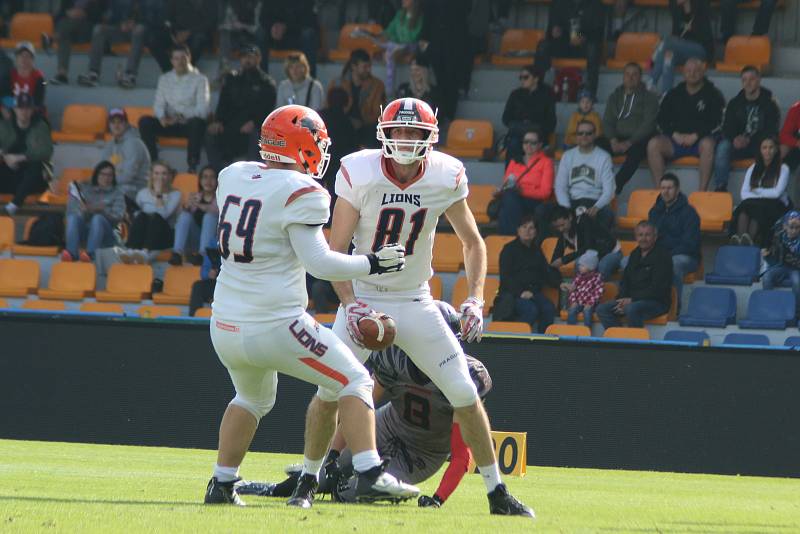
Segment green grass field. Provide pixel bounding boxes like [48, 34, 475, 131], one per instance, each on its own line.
[1, 439, 799, 533]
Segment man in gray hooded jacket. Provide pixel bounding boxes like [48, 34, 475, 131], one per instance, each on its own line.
[602, 62, 659, 195]
[100, 107, 151, 209]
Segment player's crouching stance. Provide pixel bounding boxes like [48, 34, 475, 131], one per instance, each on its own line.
[203, 105, 419, 507]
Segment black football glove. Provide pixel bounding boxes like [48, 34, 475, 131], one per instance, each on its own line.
[418, 494, 443, 508]
[367, 243, 405, 274]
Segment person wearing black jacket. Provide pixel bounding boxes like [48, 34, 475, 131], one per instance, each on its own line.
[146, 0, 218, 73]
[494, 215, 561, 332]
[205, 45, 276, 172]
[48, 0, 107, 85]
[260, 0, 319, 76]
[597, 221, 673, 328]
[535, 0, 604, 97]
[647, 58, 724, 191]
[501, 65, 556, 164]
[712, 66, 780, 192]
[548, 205, 622, 281]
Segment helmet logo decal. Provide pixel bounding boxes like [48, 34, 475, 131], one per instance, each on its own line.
[261, 137, 286, 147]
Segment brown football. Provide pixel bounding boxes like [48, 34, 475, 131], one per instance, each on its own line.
[358, 314, 397, 351]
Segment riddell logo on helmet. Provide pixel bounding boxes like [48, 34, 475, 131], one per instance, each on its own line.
[261, 152, 282, 162]
[261, 137, 286, 147]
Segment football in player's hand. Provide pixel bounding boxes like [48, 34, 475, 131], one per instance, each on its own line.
[358, 314, 396, 351]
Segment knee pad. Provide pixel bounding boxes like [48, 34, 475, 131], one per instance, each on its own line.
[229, 392, 275, 421]
[336, 367, 374, 409]
[443, 378, 480, 409]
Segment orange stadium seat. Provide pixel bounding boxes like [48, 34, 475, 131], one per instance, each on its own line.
[0, 258, 40, 297]
[124, 106, 154, 129]
[328, 23, 383, 61]
[467, 185, 494, 224]
[450, 276, 500, 316]
[688, 192, 733, 232]
[0, 217, 12, 251]
[552, 57, 587, 69]
[716, 36, 771, 73]
[193, 307, 213, 318]
[269, 49, 304, 61]
[429, 275, 443, 300]
[645, 287, 678, 325]
[485, 235, 514, 275]
[542, 286, 559, 312]
[440, 120, 493, 159]
[603, 327, 650, 340]
[172, 173, 199, 202]
[607, 33, 660, 69]
[95, 264, 153, 302]
[22, 299, 66, 311]
[432, 232, 463, 272]
[153, 266, 201, 305]
[40, 167, 94, 205]
[11, 217, 61, 256]
[0, 297, 8, 308]
[560, 282, 618, 322]
[619, 240, 638, 257]
[487, 321, 532, 334]
[0, 13, 53, 48]
[618, 189, 659, 230]
[138, 305, 183, 318]
[52, 104, 108, 143]
[545, 324, 591, 337]
[541, 237, 574, 276]
[490, 29, 544, 67]
[80, 302, 124, 314]
[314, 313, 337, 324]
[38, 262, 96, 301]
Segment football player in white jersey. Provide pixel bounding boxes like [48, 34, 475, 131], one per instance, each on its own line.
[296, 97, 534, 518]
[204, 104, 420, 507]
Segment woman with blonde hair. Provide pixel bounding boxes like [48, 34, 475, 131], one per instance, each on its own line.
[275, 52, 324, 110]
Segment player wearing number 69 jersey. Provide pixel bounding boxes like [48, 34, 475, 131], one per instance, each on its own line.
[204, 104, 420, 508]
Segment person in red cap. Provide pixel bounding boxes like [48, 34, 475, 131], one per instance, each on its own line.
[1, 41, 46, 120]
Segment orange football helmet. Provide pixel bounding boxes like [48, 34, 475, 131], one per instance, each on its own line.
[259, 105, 331, 179]
[376, 97, 439, 164]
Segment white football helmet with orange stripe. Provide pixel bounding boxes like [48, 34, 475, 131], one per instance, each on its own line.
[376, 97, 439, 164]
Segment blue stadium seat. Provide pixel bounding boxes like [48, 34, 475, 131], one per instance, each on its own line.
[704, 246, 761, 285]
[783, 336, 800, 347]
[738, 290, 797, 329]
[679, 287, 737, 328]
[663, 329, 710, 345]
[721, 333, 770, 346]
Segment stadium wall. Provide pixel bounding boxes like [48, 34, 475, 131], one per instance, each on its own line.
[2, 313, 798, 478]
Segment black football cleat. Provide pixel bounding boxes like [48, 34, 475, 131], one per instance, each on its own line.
[487, 484, 534, 518]
[352, 464, 420, 503]
[235, 479, 279, 497]
[286, 473, 318, 509]
[204, 477, 245, 506]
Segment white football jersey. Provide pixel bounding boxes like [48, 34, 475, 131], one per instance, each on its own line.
[212, 161, 330, 322]
[335, 149, 468, 290]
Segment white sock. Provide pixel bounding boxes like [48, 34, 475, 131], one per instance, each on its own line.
[213, 463, 239, 483]
[300, 455, 325, 480]
[352, 450, 381, 473]
[478, 463, 502, 492]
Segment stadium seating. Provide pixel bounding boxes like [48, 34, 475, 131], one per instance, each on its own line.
[193, 307, 212, 318]
[783, 336, 800, 347]
[172, 173, 199, 202]
[619, 240, 638, 257]
[79, 302, 124, 314]
[485, 235, 514, 275]
[663, 329, 710, 345]
[559, 282, 618, 322]
[490, 29, 544, 66]
[38, 262, 96, 301]
[95, 264, 153, 302]
[152, 266, 201, 305]
[40, 168, 94, 205]
[451, 276, 500, 316]
[617, 189, 659, 230]
[52, 104, 108, 143]
[0, 258, 40, 297]
[486, 321, 532, 334]
[11, 217, 61, 257]
[432, 232, 463, 272]
[688, 192, 733, 232]
[644, 287, 678, 325]
[0, 217, 12, 252]
[440, 120, 493, 159]
[704, 246, 760, 285]
[467, 185, 494, 224]
[679, 287, 737, 328]
[607, 32, 660, 69]
[722, 332, 770, 346]
[737, 290, 796, 329]
[22, 299, 66, 311]
[138, 305, 183, 318]
[124, 107, 154, 130]
[545, 324, 591, 337]
[429, 275, 443, 301]
[313, 313, 337, 324]
[0, 12, 53, 48]
[540, 237, 574, 276]
[328, 23, 383, 61]
[603, 327, 650, 340]
[0, 297, 8, 308]
[716, 36, 771, 73]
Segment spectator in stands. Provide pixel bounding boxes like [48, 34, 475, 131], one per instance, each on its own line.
[76, 0, 147, 89]
[649, 0, 714, 95]
[648, 173, 701, 307]
[647, 58, 724, 191]
[395, 54, 439, 111]
[319, 87, 357, 201]
[536, 0, 604, 97]
[549, 205, 622, 281]
[602, 62, 659, 195]
[310, 277, 340, 314]
[328, 48, 386, 148]
[564, 89, 602, 148]
[170, 165, 218, 266]
[101, 107, 151, 212]
[63, 160, 125, 262]
[731, 136, 790, 247]
[260, 1, 319, 76]
[373, 0, 424, 96]
[562, 249, 604, 327]
[275, 52, 323, 110]
[779, 100, 800, 173]
[762, 210, 800, 309]
[497, 127, 554, 235]
[597, 221, 673, 328]
[712, 66, 780, 192]
[47, 0, 106, 85]
[205, 44, 275, 172]
[218, 0, 262, 79]
[146, 0, 218, 74]
[720, 0, 777, 43]
[0, 51, 10, 107]
[1, 42, 45, 119]
[189, 237, 220, 317]
[501, 65, 556, 164]
[0, 93, 53, 215]
[139, 45, 210, 173]
[554, 120, 615, 229]
[494, 215, 561, 333]
[120, 161, 182, 264]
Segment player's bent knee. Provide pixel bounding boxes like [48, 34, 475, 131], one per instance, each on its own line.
[445, 380, 480, 409]
[337, 369, 375, 409]
[229, 393, 274, 421]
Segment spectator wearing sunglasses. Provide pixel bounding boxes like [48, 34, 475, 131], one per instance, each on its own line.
[501, 65, 556, 165]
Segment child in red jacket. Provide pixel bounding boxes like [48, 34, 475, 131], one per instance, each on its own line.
[562, 249, 604, 327]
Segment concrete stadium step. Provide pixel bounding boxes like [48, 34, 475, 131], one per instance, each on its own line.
[52, 144, 194, 176]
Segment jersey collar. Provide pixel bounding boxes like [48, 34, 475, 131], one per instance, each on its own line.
[381, 155, 426, 190]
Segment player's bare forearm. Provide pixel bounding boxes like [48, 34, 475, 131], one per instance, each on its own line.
[329, 198, 361, 305]
[446, 200, 486, 299]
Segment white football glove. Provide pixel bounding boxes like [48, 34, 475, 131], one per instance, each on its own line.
[459, 296, 484, 343]
[344, 300, 378, 348]
[367, 243, 405, 275]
